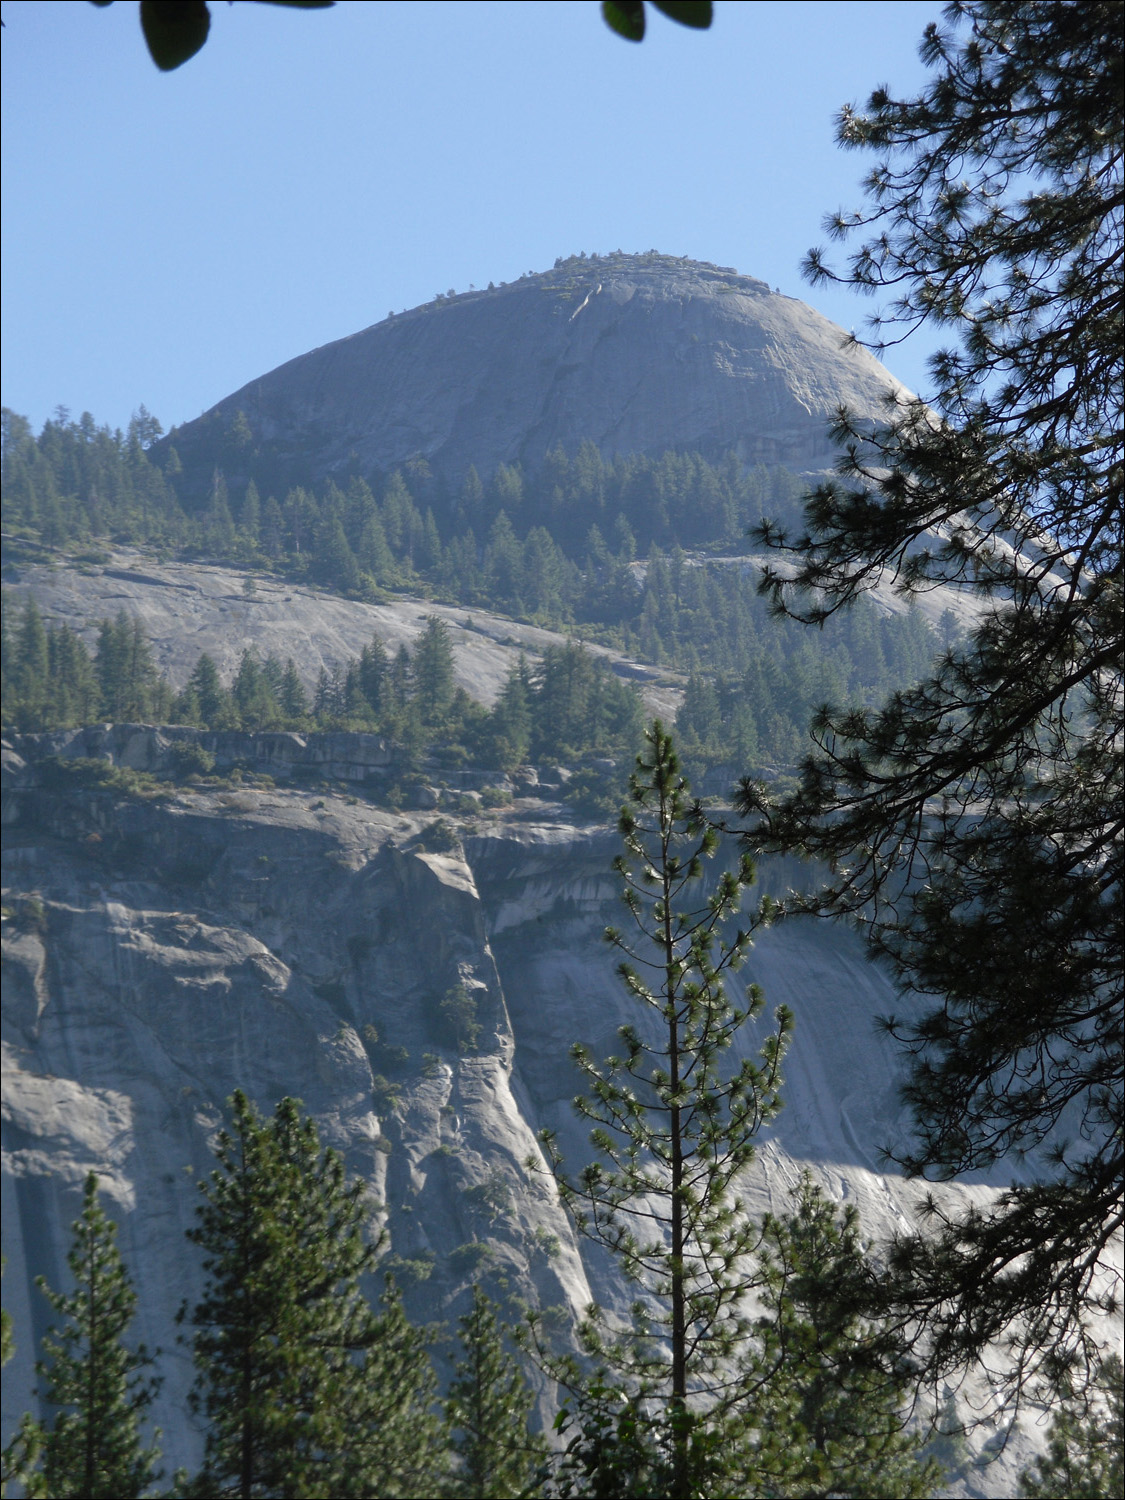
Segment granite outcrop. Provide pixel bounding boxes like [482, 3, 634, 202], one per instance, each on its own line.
[1, 730, 1041, 1490]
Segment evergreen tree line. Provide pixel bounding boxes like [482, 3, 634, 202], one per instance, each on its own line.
[2, 585, 937, 776]
[1, 410, 942, 735]
[1, 1105, 945, 1500]
[5, 1142, 1113, 1500]
[0, 599, 173, 731]
[1, 406, 801, 569]
[0, 598, 644, 774]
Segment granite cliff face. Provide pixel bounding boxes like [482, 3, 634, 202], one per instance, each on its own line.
[164, 254, 910, 494]
[1, 729, 1038, 1489]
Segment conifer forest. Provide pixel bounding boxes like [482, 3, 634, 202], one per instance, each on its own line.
[1, 3, 1121, 1497]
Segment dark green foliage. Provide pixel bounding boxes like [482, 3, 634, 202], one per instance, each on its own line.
[278, 656, 310, 721]
[9, 597, 49, 729]
[94, 0, 702, 74]
[168, 741, 215, 778]
[29, 1173, 160, 1499]
[440, 983, 483, 1053]
[450, 1243, 496, 1277]
[1, 1259, 44, 1499]
[740, 0, 1123, 1406]
[531, 643, 644, 764]
[2, 410, 944, 771]
[562, 764, 624, 822]
[181, 1090, 443, 1498]
[1, 408, 790, 595]
[444, 1286, 547, 1499]
[482, 657, 533, 770]
[231, 648, 282, 730]
[371, 1074, 403, 1112]
[345, 1278, 446, 1500]
[47, 623, 102, 725]
[94, 611, 170, 722]
[538, 730, 935, 1496]
[602, 2, 712, 45]
[2, 405, 188, 551]
[1, 596, 152, 732]
[87, 1, 336, 76]
[539, 723, 791, 1498]
[1019, 1356, 1124, 1500]
[178, 652, 234, 728]
[741, 1176, 939, 1499]
[462, 1169, 514, 1229]
[418, 818, 461, 854]
[37, 757, 160, 799]
[549, 1377, 686, 1499]
[204, 475, 237, 557]
[413, 616, 457, 726]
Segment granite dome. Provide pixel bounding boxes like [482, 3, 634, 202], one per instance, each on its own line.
[166, 253, 910, 491]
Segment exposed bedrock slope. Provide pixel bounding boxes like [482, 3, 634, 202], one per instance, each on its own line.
[4, 549, 684, 719]
[163, 255, 910, 493]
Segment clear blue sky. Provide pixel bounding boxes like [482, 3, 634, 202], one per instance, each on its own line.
[2, 0, 943, 439]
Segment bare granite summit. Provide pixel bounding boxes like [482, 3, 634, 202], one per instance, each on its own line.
[163, 253, 910, 494]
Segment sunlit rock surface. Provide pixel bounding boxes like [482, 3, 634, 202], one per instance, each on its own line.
[2, 736, 1053, 1492]
[4, 549, 684, 721]
[161, 254, 912, 492]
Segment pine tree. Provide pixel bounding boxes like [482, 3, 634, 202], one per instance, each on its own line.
[522, 526, 569, 619]
[315, 515, 361, 593]
[389, 643, 412, 711]
[484, 657, 533, 770]
[278, 657, 310, 722]
[1019, 1355, 1123, 1500]
[456, 465, 485, 533]
[484, 511, 524, 614]
[231, 648, 280, 730]
[181, 651, 234, 729]
[675, 673, 721, 759]
[419, 508, 443, 572]
[1, 1259, 43, 1499]
[46, 623, 100, 727]
[741, 1175, 939, 1499]
[313, 662, 347, 724]
[14, 597, 50, 730]
[205, 472, 236, 556]
[261, 495, 284, 559]
[182, 1091, 442, 1499]
[539, 723, 791, 1499]
[413, 616, 457, 727]
[238, 480, 261, 553]
[94, 612, 162, 722]
[357, 511, 396, 587]
[29, 1173, 160, 1499]
[380, 472, 418, 558]
[444, 1286, 546, 1499]
[340, 1277, 446, 1500]
[354, 635, 389, 720]
[740, 0, 1123, 1405]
